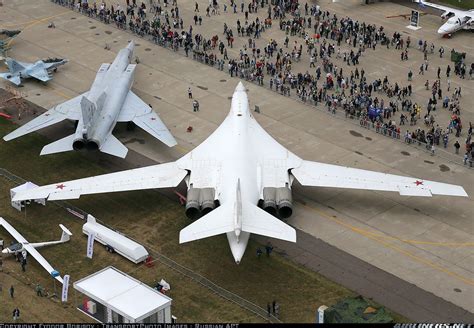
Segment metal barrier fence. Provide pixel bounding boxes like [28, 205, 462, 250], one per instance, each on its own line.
[49, 0, 471, 170]
[0, 167, 281, 323]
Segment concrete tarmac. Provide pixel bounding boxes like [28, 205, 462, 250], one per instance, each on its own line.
[0, 0, 473, 318]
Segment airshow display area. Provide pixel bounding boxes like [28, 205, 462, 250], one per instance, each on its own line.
[0, 0, 473, 324]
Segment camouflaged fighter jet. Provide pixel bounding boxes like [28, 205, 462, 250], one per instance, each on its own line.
[0, 57, 68, 86]
[3, 41, 176, 158]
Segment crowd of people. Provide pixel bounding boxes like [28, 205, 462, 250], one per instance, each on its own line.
[51, 0, 473, 165]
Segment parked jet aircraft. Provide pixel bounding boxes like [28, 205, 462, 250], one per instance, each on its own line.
[3, 41, 176, 158]
[0, 57, 67, 86]
[12, 82, 468, 263]
[0, 217, 72, 283]
[417, 0, 473, 35]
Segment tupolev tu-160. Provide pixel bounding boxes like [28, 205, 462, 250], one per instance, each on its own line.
[3, 41, 176, 158]
[11, 82, 468, 263]
[0, 217, 72, 283]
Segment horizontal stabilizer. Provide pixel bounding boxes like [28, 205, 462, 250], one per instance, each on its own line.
[180, 204, 233, 243]
[100, 134, 128, 158]
[40, 134, 75, 155]
[0, 72, 21, 85]
[179, 201, 297, 244]
[60, 224, 73, 242]
[242, 202, 296, 242]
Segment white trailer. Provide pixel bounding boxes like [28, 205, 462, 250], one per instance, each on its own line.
[82, 215, 149, 264]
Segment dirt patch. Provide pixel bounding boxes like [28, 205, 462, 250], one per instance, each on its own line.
[89, 26, 96, 29]
[365, 136, 372, 141]
[401, 151, 410, 156]
[439, 164, 450, 172]
[197, 85, 208, 90]
[349, 130, 363, 138]
[220, 79, 227, 82]
[145, 48, 152, 51]
[424, 160, 435, 164]
[104, 30, 112, 35]
[355, 151, 363, 155]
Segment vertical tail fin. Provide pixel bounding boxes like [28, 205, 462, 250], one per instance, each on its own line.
[80, 92, 107, 130]
[59, 224, 73, 242]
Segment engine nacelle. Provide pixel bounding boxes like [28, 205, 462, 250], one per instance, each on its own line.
[86, 139, 100, 150]
[73, 138, 85, 150]
[185, 187, 201, 219]
[276, 187, 293, 219]
[185, 187, 217, 219]
[262, 187, 277, 215]
[199, 188, 216, 215]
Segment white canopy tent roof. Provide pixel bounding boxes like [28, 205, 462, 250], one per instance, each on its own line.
[74, 266, 171, 322]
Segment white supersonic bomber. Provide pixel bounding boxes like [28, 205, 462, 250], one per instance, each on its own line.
[3, 41, 176, 158]
[11, 82, 468, 264]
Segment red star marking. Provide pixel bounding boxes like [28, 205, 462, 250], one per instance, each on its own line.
[150, 117, 156, 120]
[414, 180, 423, 186]
[56, 184, 66, 190]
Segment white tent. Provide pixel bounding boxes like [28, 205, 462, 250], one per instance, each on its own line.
[74, 266, 172, 323]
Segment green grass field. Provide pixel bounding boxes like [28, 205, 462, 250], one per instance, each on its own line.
[437, 0, 474, 9]
[0, 115, 406, 323]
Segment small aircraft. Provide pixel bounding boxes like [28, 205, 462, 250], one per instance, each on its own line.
[11, 82, 468, 264]
[416, 0, 474, 36]
[0, 57, 68, 86]
[3, 41, 177, 158]
[0, 217, 72, 283]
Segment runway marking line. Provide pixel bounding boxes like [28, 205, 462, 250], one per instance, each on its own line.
[299, 202, 474, 287]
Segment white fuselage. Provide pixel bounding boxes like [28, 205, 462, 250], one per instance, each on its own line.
[80, 44, 135, 148]
[180, 89, 260, 262]
[437, 16, 470, 34]
[219, 92, 257, 262]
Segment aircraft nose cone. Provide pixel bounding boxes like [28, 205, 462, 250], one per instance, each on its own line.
[235, 81, 246, 92]
[127, 40, 135, 50]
